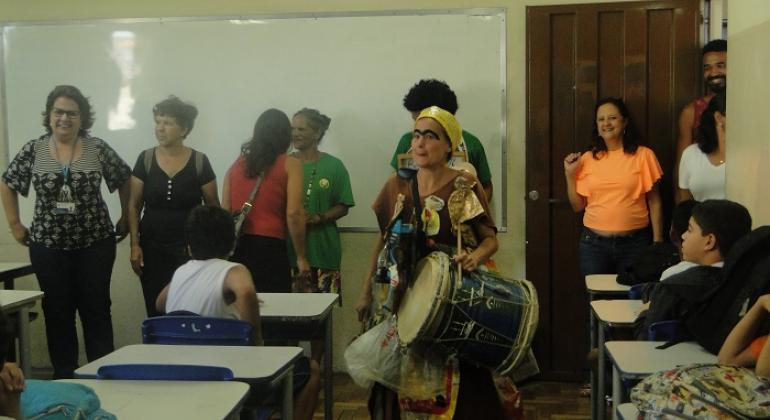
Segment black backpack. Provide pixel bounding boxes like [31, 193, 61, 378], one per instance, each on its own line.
[685, 226, 770, 354]
[617, 242, 681, 286]
[634, 265, 722, 341]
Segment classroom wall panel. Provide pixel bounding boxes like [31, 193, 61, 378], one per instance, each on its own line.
[727, 1, 770, 226]
[1, 12, 506, 229]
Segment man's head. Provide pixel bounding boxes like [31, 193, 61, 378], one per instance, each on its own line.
[702, 39, 727, 94]
[681, 200, 751, 264]
[403, 79, 458, 120]
[185, 205, 237, 260]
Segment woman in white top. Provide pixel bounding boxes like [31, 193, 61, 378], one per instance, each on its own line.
[678, 92, 726, 202]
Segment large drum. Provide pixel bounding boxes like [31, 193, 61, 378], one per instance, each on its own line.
[397, 251, 538, 375]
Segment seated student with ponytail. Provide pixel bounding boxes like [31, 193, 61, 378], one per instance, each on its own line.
[0, 310, 25, 420]
[718, 294, 770, 377]
[0, 309, 115, 420]
[156, 205, 321, 420]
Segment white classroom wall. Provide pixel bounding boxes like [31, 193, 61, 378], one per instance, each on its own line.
[2, 0, 766, 373]
[726, 0, 770, 226]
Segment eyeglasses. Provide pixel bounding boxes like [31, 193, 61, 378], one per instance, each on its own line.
[52, 108, 81, 119]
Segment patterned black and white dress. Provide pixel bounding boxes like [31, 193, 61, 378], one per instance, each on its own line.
[2, 134, 131, 249]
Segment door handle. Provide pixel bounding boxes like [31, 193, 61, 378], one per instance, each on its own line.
[529, 190, 568, 204]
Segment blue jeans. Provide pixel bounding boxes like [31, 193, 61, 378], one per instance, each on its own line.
[578, 227, 652, 276]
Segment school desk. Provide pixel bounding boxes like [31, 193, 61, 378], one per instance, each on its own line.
[75, 344, 302, 419]
[259, 292, 338, 420]
[0, 289, 44, 374]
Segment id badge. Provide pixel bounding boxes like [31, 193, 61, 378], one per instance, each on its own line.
[54, 185, 76, 215]
[54, 201, 76, 215]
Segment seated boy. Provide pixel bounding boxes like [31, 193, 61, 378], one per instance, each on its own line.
[156, 204, 262, 345]
[658, 199, 698, 282]
[155, 205, 320, 420]
[718, 294, 770, 377]
[639, 200, 752, 337]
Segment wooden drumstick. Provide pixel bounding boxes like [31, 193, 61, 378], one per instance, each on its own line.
[457, 224, 462, 278]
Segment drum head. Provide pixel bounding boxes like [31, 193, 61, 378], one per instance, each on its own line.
[397, 252, 451, 344]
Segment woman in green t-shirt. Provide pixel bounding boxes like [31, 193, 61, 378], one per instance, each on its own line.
[288, 108, 355, 363]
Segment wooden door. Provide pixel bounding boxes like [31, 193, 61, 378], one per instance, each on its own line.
[526, 0, 701, 380]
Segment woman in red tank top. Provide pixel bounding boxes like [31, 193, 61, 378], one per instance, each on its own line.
[222, 109, 310, 293]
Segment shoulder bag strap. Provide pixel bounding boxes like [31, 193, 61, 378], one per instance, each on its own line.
[143, 147, 155, 173]
[239, 174, 263, 216]
[194, 150, 204, 183]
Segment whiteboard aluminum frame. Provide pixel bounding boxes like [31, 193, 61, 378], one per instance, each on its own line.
[0, 8, 507, 233]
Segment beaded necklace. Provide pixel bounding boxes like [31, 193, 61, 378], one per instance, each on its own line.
[304, 164, 318, 210]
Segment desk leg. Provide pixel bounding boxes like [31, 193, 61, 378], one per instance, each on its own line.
[597, 322, 606, 420]
[324, 311, 333, 420]
[284, 365, 294, 420]
[589, 295, 596, 351]
[17, 306, 30, 374]
[1, 276, 15, 290]
[612, 365, 621, 420]
[590, 299, 597, 420]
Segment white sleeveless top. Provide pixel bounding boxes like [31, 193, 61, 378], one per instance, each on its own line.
[165, 259, 241, 319]
[678, 144, 726, 202]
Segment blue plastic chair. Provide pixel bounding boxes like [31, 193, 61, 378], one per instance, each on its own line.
[648, 320, 691, 342]
[97, 364, 234, 381]
[628, 282, 653, 300]
[140, 315, 270, 419]
[141, 315, 254, 346]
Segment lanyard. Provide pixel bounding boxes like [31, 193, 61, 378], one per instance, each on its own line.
[51, 136, 79, 183]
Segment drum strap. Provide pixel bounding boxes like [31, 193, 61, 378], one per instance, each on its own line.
[408, 176, 428, 286]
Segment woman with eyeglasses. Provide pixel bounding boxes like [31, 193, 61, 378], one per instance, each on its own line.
[0, 85, 131, 379]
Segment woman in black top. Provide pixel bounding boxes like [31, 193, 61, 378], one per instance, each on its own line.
[0, 85, 131, 378]
[127, 96, 219, 317]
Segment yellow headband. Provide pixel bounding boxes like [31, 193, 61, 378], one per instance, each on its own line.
[416, 106, 462, 152]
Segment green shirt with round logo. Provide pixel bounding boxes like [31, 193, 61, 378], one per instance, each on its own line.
[288, 153, 355, 270]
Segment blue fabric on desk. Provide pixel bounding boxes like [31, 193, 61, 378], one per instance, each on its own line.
[20, 379, 116, 420]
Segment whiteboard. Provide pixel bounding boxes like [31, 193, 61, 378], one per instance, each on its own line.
[1, 11, 506, 230]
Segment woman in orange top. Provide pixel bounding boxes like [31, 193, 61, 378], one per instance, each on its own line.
[564, 98, 664, 276]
